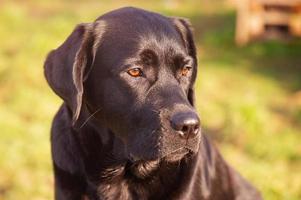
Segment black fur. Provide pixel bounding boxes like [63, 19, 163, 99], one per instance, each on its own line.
[44, 7, 262, 200]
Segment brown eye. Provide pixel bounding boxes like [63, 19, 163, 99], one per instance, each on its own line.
[127, 68, 143, 77]
[181, 66, 192, 76]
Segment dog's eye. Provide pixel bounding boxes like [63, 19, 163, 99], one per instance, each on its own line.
[181, 66, 192, 76]
[127, 68, 143, 77]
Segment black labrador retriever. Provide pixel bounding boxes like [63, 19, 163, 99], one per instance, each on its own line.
[44, 7, 262, 200]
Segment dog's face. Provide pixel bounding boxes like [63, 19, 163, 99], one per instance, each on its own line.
[45, 7, 201, 165]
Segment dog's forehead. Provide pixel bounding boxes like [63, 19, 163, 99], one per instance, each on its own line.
[93, 7, 187, 70]
[97, 7, 177, 34]
[137, 34, 186, 56]
[99, 7, 184, 47]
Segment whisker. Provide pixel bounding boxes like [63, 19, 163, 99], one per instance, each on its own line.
[80, 108, 102, 129]
[151, 109, 161, 114]
[163, 146, 185, 158]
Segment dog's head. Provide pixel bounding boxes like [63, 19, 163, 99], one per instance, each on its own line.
[45, 7, 201, 165]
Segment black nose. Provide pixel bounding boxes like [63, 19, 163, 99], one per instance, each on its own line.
[170, 112, 200, 139]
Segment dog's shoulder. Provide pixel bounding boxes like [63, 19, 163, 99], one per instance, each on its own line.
[51, 104, 83, 174]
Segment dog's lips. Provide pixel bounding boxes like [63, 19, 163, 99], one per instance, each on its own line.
[160, 132, 201, 162]
[127, 128, 201, 164]
[162, 147, 191, 162]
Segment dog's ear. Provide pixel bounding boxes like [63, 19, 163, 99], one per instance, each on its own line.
[171, 17, 197, 107]
[44, 21, 106, 124]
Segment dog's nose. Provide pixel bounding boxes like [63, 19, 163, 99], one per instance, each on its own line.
[170, 112, 200, 139]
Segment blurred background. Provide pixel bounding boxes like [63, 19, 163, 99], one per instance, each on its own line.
[0, 0, 301, 199]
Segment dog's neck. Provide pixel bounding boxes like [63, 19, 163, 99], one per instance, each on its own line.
[95, 158, 198, 200]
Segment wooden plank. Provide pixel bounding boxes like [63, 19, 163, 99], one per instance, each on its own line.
[254, 0, 301, 7]
[290, 14, 301, 36]
[235, 0, 251, 45]
[263, 11, 291, 25]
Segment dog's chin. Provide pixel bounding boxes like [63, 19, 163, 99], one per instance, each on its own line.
[128, 159, 160, 180]
[128, 148, 193, 179]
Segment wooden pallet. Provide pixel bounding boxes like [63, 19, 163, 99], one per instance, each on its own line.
[235, 0, 301, 45]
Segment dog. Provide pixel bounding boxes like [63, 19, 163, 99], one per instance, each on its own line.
[44, 7, 262, 200]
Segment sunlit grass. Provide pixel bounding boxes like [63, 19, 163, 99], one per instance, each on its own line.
[0, 0, 300, 199]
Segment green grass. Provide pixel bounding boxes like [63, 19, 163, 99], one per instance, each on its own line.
[0, 0, 301, 199]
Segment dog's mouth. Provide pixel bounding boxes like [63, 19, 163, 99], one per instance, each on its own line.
[162, 147, 192, 162]
[125, 127, 201, 179]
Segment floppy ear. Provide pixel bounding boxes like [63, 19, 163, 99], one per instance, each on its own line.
[44, 21, 105, 124]
[171, 17, 198, 107]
